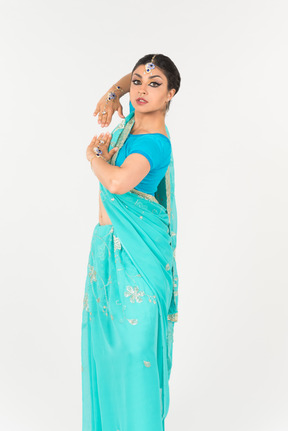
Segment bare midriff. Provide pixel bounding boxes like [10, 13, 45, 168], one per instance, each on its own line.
[99, 194, 113, 226]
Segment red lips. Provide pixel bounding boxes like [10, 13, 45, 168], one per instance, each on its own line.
[136, 97, 148, 103]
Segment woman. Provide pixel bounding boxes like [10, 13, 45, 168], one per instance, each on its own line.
[81, 53, 181, 431]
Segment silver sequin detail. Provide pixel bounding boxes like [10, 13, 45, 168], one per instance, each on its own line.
[124, 286, 145, 303]
[113, 234, 121, 251]
[127, 319, 138, 325]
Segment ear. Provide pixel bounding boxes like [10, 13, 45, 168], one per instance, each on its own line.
[167, 88, 176, 102]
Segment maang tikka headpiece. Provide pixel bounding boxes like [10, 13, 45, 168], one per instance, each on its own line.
[144, 54, 157, 75]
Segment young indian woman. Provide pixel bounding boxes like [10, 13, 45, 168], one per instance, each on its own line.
[81, 53, 181, 431]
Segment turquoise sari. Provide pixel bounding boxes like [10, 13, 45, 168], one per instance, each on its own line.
[81, 101, 179, 431]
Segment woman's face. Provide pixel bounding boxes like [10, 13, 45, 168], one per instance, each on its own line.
[130, 65, 174, 113]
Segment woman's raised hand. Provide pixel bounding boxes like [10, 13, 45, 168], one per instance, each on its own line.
[86, 132, 118, 162]
[93, 92, 125, 128]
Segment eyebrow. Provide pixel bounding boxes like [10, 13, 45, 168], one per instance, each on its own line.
[132, 72, 163, 80]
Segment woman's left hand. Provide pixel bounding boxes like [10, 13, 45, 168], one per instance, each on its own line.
[86, 132, 118, 162]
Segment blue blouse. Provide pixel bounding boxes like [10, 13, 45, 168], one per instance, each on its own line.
[114, 100, 171, 195]
[115, 133, 171, 195]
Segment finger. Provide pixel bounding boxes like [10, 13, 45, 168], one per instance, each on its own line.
[103, 132, 111, 145]
[100, 111, 108, 127]
[118, 105, 125, 118]
[90, 135, 98, 144]
[108, 147, 118, 158]
[93, 105, 100, 116]
[105, 110, 113, 127]
[97, 133, 107, 147]
[92, 133, 103, 145]
[99, 134, 110, 152]
[97, 133, 105, 142]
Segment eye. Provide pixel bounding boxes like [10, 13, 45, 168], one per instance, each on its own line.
[149, 81, 161, 87]
[132, 79, 161, 87]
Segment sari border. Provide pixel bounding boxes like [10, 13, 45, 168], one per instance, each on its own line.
[168, 313, 178, 322]
[129, 188, 159, 204]
[165, 166, 171, 223]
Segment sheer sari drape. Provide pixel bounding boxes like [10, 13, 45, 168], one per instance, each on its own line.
[81, 101, 179, 430]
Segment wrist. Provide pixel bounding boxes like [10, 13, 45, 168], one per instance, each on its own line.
[90, 154, 106, 169]
[107, 83, 126, 99]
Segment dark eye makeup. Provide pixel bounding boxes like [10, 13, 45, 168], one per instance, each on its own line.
[132, 79, 161, 87]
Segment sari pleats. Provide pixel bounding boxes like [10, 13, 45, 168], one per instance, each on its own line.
[82, 223, 165, 431]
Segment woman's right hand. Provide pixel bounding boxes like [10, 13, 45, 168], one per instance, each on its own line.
[93, 92, 125, 128]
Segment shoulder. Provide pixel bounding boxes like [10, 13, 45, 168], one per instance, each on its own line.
[130, 133, 171, 146]
[127, 134, 171, 170]
[128, 133, 171, 150]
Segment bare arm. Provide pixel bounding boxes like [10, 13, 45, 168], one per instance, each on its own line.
[87, 133, 150, 194]
[91, 154, 150, 195]
[111, 73, 131, 95]
[93, 73, 132, 127]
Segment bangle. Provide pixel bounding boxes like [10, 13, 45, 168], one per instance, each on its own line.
[113, 84, 125, 94]
[90, 155, 97, 167]
[90, 154, 106, 170]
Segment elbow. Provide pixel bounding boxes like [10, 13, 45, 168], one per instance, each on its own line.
[108, 178, 122, 195]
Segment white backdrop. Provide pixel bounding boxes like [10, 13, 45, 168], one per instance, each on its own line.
[0, 1, 287, 430]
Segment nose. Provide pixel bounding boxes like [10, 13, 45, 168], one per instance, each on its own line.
[137, 83, 148, 95]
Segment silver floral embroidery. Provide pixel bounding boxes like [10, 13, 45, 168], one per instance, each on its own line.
[88, 264, 97, 282]
[124, 285, 145, 303]
[113, 234, 121, 251]
[144, 361, 151, 367]
[166, 263, 170, 271]
[83, 292, 89, 311]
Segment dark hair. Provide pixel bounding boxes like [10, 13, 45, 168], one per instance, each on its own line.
[131, 53, 181, 112]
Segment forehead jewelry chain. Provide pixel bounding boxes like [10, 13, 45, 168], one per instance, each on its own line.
[144, 54, 157, 75]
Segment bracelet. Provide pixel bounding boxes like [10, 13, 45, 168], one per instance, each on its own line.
[113, 84, 125, 94]
[106, 84, 125, 103]
[101, 84, 125, 116]
[90, 154, 106, 169]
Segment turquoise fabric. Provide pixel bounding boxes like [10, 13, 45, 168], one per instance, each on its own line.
[114, 133, 171, 195]
[81, 100, 179, 431]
